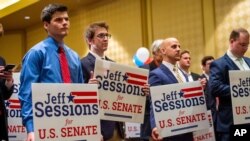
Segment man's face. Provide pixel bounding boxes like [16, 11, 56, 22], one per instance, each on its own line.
[230, 32, 249, 58]
[44, 11, 70, 40]
[89, 27, 109, 53]
[179, 52, 191, 68]
[161, 38, 181, 64]
[203, 59, 214, 74]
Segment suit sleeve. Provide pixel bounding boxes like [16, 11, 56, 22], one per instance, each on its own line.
[81, 60, 91, 83]
[148, 71, 163, 129]
[209, 61, 230, 97]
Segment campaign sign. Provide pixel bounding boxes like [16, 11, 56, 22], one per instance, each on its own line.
[193, 110, 216, 141]
[229, 70, 250, 125]
[125, 122, 141, 138]
[94, 59, 148, 123]
[32, 83, 101, 141]
[150, 81, 209, 138]
[5, 73, 26, 140]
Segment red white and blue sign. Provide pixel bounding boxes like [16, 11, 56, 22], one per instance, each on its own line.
[94, 59, 149, 123]
[229, 70, 250, 125]
[150, 81, 209, 138]
[32, 83, 101, 141]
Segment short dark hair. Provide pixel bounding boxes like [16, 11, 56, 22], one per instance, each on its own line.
[41, 3, 68, 23]
[201, 56, 214, 66]
[180, 50, 190, 57]
[229, 27, 249, 41]
[85, 21, 109, 40]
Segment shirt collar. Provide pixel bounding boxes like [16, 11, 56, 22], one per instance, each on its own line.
[89, 51, 105, 59]
[47, 36, 64, 51]
[227, 49, 239, 61]
[162, 60, 175, 71]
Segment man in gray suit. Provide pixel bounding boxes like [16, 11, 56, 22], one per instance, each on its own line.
[209, 27, 250, 141]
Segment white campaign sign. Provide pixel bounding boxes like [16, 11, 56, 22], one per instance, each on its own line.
[193, 110, 216, 141]
[125, 122, 141, 138]
[150, 81, 209, 138]
[229, 70, 250, 125]
[94, 59, 149, 123]
[32, 83, 101, 141]
[6, 73, 26, 141]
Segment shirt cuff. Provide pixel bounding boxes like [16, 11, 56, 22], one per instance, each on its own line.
[26, 119, 34, 133]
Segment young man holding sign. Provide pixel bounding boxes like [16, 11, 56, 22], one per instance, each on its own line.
[19, 4, 98, 141]
[81, 22, 125, 141]
[209, 28, 250, 141]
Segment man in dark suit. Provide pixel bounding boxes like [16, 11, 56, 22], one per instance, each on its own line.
[149, 37, 194, 141]
[0, 56, 14, 141]
[200, 56, 216, 110]
[178, 50, 200, 81]
[81, 21, 124, 141]
[200, 56, 219, 140]
[209, 27, 250, 141]
[139, 39, 163, 141]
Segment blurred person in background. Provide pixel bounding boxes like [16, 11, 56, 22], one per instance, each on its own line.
[0, 56, 14, 141]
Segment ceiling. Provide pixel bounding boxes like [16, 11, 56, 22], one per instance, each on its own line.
[0, 0, 98, 31]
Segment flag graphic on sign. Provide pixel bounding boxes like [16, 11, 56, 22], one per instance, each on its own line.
[179, 86, 203, 98]
[123, 72, 147, 86]
[67, 91, 98, 104]
[6, 99, 21, 109]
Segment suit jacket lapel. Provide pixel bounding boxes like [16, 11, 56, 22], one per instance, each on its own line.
[224, 54, 240, 70]
[243, 57, 250, 67]
[87, 53, 96, 68]
[159, 64, 178, 83]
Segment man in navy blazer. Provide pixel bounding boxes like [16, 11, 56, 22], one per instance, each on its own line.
[149, 37, 194, 141]
[81, 21, 124, 141]
[139, 39, 163, 141]
[209, 27, 250, 141]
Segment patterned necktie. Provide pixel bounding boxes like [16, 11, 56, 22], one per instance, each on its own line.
[58, 46, 71, 83]
[173, 65, 183, 83]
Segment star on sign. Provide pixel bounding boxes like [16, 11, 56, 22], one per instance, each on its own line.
[122, 73, 128, 81]
[67, 94, 75, 103]
[5, 101, 10, 107]
[178, 91, 184, 98]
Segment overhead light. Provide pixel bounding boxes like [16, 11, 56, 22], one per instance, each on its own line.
[0, 0, 20, 10]
[24, 16, 30, 20]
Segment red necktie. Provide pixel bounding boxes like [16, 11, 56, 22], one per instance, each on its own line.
[58, 46, 71, 83]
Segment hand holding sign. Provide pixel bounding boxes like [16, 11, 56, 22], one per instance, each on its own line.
[26, 132, 34, 141]
[142, 84, 150, 96]
[88, 71, 99, 84]
[151, 127, 162, 141]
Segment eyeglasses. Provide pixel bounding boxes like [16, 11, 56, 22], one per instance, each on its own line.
[96, 33, 111, 39]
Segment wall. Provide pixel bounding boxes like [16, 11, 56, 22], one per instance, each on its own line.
[0, 31, 24, 65]
[214, 0, 250, 57]
[1, 0, 250, 74]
